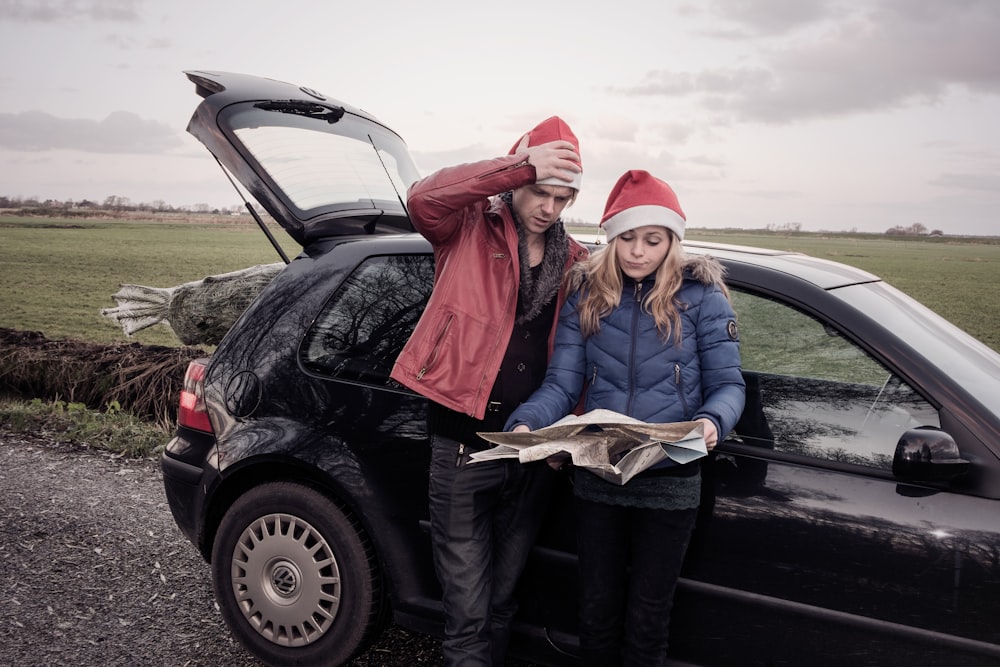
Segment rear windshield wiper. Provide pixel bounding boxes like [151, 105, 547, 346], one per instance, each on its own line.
[254, 100, 345, 124]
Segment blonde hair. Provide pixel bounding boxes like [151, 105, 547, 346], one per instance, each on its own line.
[569, 233, 686, 344]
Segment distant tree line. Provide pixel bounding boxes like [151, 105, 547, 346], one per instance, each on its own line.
[0, 194, 250, 216]
[764, 221, 944, 237]
[885, 222, 944, 237]
[765, 222, 803, 233]
[2, 194, 601, 226]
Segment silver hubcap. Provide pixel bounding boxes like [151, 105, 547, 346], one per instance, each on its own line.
[230, 512, 341, 646]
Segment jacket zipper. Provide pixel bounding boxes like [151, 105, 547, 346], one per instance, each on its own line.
[626, 280, 643, 413]
[474, 251, 517, 413]
[455, 442, 465, 467]
[417, 313, 454, 380]
[477, 159, 530, 180]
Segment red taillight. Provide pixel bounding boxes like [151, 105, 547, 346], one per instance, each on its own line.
[178, 360, 213, 433]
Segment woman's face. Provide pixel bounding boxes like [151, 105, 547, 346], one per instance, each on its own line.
[614, 226, 672, 280]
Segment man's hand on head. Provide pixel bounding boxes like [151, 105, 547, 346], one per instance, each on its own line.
[516, 135, 580, 184]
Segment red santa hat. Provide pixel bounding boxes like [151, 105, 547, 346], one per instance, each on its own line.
[509, 116, 582, 190]
[600, 170, 686, 241]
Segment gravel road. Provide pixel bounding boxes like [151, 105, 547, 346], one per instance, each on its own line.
[0, 429, 443, 667]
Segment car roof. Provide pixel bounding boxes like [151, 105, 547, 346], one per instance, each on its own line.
[683, 240, 881, 290]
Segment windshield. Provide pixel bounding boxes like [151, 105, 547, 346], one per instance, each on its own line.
[834, 281, 1000, 417]
[220, 103, 420, 219]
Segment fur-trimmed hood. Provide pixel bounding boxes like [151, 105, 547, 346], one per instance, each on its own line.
[683, 253, 728, 289]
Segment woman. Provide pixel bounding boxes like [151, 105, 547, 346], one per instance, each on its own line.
[505, 170, 745, 666]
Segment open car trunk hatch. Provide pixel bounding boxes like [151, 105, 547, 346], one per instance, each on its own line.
[185, 70, 419, 245]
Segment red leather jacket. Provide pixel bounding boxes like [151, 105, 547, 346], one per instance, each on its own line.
[390, 153, 588, 419]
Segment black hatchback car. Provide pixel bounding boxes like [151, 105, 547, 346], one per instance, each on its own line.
[162, 71, 1000, 666]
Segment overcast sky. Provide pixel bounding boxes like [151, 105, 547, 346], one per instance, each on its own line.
[1, 0, 998, 236]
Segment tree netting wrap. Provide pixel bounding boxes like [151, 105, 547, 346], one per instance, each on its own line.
[101, 263, 284, 346]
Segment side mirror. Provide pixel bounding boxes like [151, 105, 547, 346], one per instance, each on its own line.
[892, 427, 969, 482]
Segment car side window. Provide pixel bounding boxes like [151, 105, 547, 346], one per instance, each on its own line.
[730, 289, 939, 471]
[301, 254, 434, 385]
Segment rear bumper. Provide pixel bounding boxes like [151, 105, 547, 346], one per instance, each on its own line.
[161, 448, 204, 545]
[161, 429, 216, 557]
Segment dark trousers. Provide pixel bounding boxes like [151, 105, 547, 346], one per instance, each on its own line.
[428, 435, 554, 667]
[575, 498, 698, 667]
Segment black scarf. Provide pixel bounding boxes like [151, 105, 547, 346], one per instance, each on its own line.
[499, 191, 570, 324]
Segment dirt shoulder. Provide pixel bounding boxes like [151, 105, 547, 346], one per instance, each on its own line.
[0, 430, 440, 667]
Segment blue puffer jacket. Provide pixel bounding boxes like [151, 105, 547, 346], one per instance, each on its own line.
[505, 255, 746, 448]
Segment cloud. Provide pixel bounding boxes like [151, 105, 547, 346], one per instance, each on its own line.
[685, 153, 728, 169]
[0, 110, 183, 153]
[409, 144, 492, 178]
[931, 172, 1000, 192]
[620, 0, 1000, 124]
[0, 0, 141, 22]
[592, 117, 639, 143]
[618, 67, 775, 99]
[706, 0, 838, 36]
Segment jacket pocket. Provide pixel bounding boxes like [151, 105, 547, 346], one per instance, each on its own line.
[417, 312, 454, 380]
[573, 365, 598, 415]
[674, 362, 690, 416]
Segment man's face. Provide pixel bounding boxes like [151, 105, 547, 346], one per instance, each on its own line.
[511, 184, 576, 236]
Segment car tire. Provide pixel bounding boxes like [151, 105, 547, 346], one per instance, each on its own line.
[211, 481, 385, 666]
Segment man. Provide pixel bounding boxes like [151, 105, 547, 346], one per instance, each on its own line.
[391, 116, 588, 665]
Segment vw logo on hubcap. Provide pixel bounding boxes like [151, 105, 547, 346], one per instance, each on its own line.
[270, 562, 299, 597]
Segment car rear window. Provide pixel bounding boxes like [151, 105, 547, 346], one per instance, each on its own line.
[220, 102, 420, 220]
[234, 125, 411, 213]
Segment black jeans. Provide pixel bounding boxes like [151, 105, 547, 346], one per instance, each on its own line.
[428, 434, 554, 667]
[575, 497, 698, 667]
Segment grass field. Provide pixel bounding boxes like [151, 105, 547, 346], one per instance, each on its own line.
[687, 229, 1000, 350]
[2, 215, 998, 352]
[0, 215, 298, 347]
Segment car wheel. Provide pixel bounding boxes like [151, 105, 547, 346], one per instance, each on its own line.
[211, 481, 385, 666]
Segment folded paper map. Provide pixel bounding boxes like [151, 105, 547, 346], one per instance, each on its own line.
[474, 409, 707, 485]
